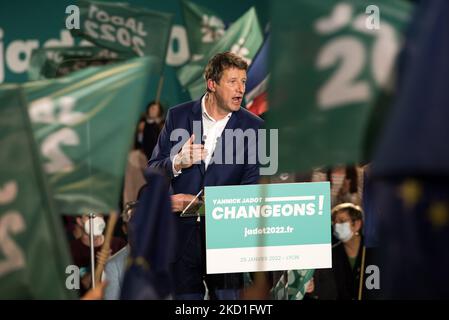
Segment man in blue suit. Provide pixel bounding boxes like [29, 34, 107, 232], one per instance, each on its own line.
[149, 52, 263, 299]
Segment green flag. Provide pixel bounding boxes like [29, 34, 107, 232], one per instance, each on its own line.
[181, 0, 226, 62]
[0, 86, 76, 299]
[28, 46, 122, 80]
[72, 0, 173, 73]
[272, 269, 315, 300]
[177, 6, 263, 99]
[23, 57, 156, 215]
[267, 0, 412, 172]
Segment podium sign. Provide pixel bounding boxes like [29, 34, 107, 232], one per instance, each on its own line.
[205, 182, 332, 274]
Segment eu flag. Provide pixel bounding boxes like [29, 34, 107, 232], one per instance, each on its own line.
[120, 168, 176, 299]
[372, 0, 449, 298]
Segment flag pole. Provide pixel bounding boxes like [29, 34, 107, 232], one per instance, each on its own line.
[358, 245, 367, 300]
[89, 213, 96, 289]
[94, 211, 119, 286]
[283, 270, 288, 300]
[155, 75, 165, 104]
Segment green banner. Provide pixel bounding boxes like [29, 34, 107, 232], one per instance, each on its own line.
[0, 85, 75, 299]
[23, 57, 156, 215]
[72, 0, 173, 73]
[177, 6, 263, 99]
[181, 0, 226, 62]
[28, 46, 122, 80]
[267, 0, 412, 172]
[1, 1, 270, 111]
[205, 182, 331, 274]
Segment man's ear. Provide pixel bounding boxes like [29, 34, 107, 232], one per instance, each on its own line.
[76, 217, 83, 227]
[207, 79, 216, 92]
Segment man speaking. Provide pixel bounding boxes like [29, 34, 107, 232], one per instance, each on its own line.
[149, 52, 263, 300]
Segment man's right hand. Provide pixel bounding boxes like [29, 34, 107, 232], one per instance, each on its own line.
[171, 193, 199, 212]
[173, 134, 208, 172]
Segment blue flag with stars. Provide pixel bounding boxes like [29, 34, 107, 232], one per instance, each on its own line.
[372, 0, 449, 298]
[120, 168, 176, 299]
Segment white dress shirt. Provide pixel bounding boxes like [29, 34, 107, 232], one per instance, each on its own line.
[173, 95, 232, 176]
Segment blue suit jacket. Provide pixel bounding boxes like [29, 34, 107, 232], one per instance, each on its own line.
[148, 98, 263, 264]
[149, 98, 264, 193]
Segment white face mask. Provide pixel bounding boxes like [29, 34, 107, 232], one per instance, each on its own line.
[333, 222, 353, 242]
[83, 217, 105, 236]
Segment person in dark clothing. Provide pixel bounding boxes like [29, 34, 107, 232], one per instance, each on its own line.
[309, 203, 379, 300]
[142, 101, 165, 160]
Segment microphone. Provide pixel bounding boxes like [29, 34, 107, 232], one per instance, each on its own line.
[180, 189, 204, 217]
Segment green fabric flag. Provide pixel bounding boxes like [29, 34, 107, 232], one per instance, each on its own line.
[28, 46, 122, 80]
[177, 6, 263, 99]
[0, 86, 76, 299]
[72, 0, 173, 73]
[272, 270, 315, 300]
[267, 0, 412, 172]
[23, 57, 156, 215]
[181, 0, 226, 62]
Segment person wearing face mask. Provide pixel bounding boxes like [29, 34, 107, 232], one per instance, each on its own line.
[306, 203, 368, 300]
[330, 203, 377, 300]
[69, 214, 126, 296]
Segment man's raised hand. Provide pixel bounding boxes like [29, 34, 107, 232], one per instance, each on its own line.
[173, 134, 208, 171]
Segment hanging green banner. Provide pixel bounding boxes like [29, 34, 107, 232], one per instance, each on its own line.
[181, 0, 226, 61]
[0, 85, 76, 299]
[24, 57, 156, 215]
[178, 6, 263, 99]
[72, 0, 173, 73]
[267, 0, 412, 172]
[28, 46, 122, 80]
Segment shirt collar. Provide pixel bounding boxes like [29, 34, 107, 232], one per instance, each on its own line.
[201, 94, 232, 122]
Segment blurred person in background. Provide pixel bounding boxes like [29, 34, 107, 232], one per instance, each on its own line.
[331, 202, 364, 300]
[312, 165, 362, 207]
[69, 214, 126, 295]
[308, 203, 379, 300]
[103, 200, 138, 300]
[143, 100, 165, 160]
[332, 166, 361, 206]
[123, 116, 148, 206]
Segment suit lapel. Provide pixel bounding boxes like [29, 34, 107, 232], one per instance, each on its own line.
[189, 98, 205, 176]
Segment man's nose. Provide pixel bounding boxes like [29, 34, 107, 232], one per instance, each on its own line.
[237, 82, 244, 94]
